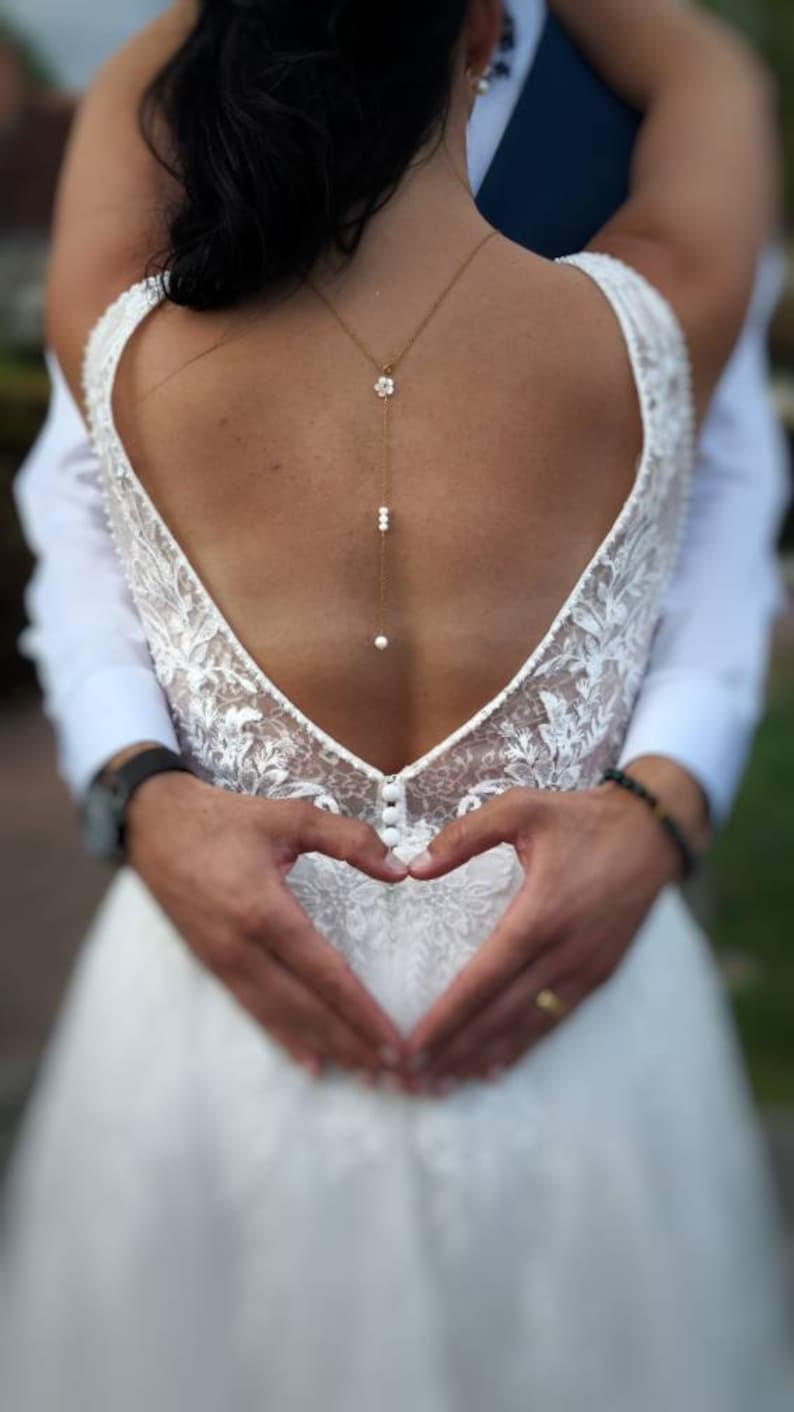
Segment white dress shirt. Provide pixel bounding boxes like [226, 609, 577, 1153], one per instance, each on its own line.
[13, 0, 791, 821]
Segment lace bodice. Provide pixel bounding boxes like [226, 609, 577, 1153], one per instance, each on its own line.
[83, 253, 694, 1027]
[83, 251, 693, 832]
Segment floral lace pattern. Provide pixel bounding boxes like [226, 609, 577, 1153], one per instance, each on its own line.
[82, 252, 695, 1027]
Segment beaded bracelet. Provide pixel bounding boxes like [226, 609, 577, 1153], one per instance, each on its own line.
[599, 767, 699, 880]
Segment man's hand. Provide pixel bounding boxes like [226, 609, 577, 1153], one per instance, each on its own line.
[403, 758, 710, 1089]
[124, 771, 409, 1079]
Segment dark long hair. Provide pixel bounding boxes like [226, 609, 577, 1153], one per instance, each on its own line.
[140, 0, 493, 311]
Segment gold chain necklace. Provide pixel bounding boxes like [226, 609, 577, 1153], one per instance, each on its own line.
[309, 228, 497, 651]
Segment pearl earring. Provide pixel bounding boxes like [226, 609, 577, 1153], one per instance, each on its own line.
[467, 61, 492, 97]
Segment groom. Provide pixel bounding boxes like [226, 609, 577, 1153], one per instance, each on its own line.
[15, 2, 789, 1071]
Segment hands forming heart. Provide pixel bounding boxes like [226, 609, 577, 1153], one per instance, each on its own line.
[399, 778, 693, 1092]
[126, 761, 703, 1095]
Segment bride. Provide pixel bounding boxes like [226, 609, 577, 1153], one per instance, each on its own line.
[2, 0, 791, 1408]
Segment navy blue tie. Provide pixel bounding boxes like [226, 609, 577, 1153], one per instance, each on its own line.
[476, 15, 641, 258]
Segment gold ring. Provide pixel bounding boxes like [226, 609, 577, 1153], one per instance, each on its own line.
[535, 988, 567, 1019]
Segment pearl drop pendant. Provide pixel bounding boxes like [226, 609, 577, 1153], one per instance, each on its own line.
[374, 635, 390, 651]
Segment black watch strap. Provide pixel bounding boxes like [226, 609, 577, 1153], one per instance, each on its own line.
[104, 747, 192, 812]
[82, 751, 190, 858]
[94, 748, 192, 859]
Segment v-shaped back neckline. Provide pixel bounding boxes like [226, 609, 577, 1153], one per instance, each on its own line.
[84, 253, 658, 788]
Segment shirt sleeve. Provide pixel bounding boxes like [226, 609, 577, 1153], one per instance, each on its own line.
[13, 352, 179, 799]
[619, 247, 791, 824]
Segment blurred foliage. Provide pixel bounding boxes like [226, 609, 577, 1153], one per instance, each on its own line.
[0, 361, 47, 687]
[0, 15, 57, 90]
[0, 358, 48, 452]
[712, 649, 794, 1104]
[772, 282, 794, 374]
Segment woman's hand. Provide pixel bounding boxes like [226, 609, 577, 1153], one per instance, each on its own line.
[125, 772, 408, 1079]
[403, 761, 710, 1088]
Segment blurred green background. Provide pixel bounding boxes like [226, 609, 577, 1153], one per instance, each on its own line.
[0, 1, 792, 1107]
[692, 0, 794, 1106]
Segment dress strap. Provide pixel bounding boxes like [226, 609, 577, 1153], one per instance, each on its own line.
[556, 250, 695, 471]
[82, 276, 167, 452]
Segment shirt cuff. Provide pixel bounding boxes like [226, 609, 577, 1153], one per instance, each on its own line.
[52, 667, 180, 800]
[618, 672, 761, 827]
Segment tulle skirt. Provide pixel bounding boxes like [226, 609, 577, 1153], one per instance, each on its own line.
[2, 868, 792, 1412]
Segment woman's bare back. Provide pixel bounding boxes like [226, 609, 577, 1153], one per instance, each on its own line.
[113, 236, 641, 775]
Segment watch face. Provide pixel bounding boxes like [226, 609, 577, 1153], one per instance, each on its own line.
[81, 782, 124, 861]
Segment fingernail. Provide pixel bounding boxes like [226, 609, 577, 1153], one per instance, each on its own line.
[379, 1045, 401, 1068]
[385, 851, 409, 876]
[410, 850, 434, 874]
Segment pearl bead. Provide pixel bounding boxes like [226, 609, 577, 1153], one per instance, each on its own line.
[374, 635, 389, 651]
[382, 805, 400, 825]
[383, 827, 400, 848]
[383, 782, 400, 803]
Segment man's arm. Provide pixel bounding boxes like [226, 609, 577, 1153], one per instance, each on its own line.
[620, 247, 791, 824]
[13, 353, 178, 797]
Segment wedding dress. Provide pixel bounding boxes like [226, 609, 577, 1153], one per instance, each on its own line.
[2, 253, 792, 1412]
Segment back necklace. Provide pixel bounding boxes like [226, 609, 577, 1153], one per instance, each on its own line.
[308, 228, 497, 651]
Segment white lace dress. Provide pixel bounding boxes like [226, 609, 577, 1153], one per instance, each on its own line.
[3, 254, 792, 1412]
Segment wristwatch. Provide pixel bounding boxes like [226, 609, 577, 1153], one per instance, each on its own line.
[81, 747, 192, 862]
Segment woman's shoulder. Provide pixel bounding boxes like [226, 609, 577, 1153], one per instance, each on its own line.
[518, 241, 691, 421]
[499, 240, 654, 421]
[46, 4, 193, 404]
[460, 238, 643, 476]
